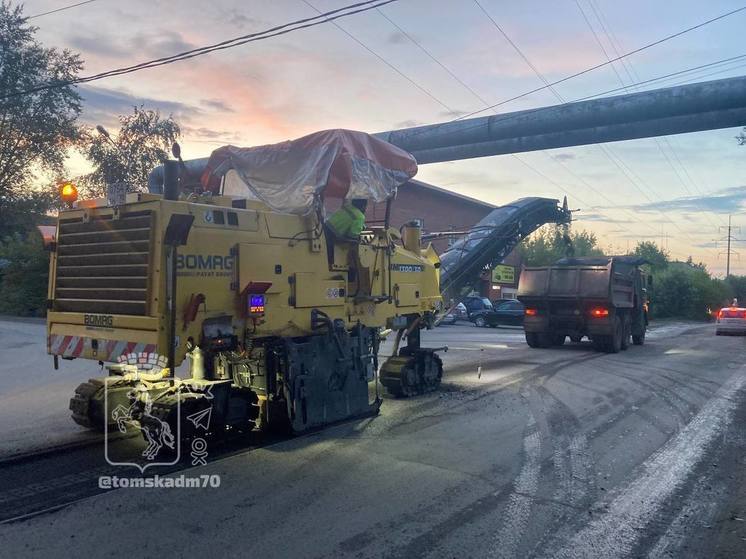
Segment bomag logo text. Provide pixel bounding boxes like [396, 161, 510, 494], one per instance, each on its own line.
[84, 314, 114, 328]
[177, 254, 234, 278]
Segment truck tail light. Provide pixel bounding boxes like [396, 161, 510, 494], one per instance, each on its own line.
[525, 308, 538, 316]
[590, 307, 609, 317]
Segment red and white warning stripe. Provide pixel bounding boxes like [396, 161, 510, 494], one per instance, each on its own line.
[48, 334, 156, 362]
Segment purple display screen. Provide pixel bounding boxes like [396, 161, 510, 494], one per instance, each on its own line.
[249, 294, 265, 314]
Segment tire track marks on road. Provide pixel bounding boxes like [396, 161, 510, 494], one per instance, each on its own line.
[523, 384, 593, 557]
[335, 352, 604, 559]
[487, 355, 601, 558]
[489, 413, 541, 559]
[537, 367, 746, 559]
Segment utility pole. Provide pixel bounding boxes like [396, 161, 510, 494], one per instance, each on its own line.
[718, 215, 741, 278]
[727, 215, 732, 277]
[660, 226, 669, 253]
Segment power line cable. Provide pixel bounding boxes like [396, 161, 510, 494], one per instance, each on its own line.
[579, 0, 725, 229]
[471, 0, 695, 248]
[550, 54, 746, 105]
[407, 19, 746, 250]
[28, 0, 103, 19]
[603, 1, 727, 222]
[7, 0, 742, 107]
[375, 4, 605, 220]
[473, 0, 564, 100]
[374, 8, 492, 109]
[3, 0, 398, 99]
[79, 0, 397, 80]
[301, 0, 451, 112]
[381, 0, 724, 250]
[569, 0, 719, 253]
[374, 3, 655, 236]
[395, 4, 746, 142]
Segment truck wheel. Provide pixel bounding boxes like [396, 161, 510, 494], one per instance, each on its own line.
[537, 332, 553, 348]
[475, 316, 486, 328]
[526, 332, 552, 348]
[553, 334, 566, 346]
[632, 332, 646, 345]
[620, 318, 631, 351]
[608, 316, 623, 353]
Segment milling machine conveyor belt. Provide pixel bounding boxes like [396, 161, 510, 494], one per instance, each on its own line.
[438, 197, 571, 303]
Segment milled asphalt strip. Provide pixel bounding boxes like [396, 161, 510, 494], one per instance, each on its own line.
[567, 434, 590, 507]
[491, 413, 541, 559]
[543, 366, 746, 559]
[646, 474, 725, 558]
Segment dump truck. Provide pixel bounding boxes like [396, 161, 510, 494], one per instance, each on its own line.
[517, 256, 649, 353]
[45, 129, 571, 441]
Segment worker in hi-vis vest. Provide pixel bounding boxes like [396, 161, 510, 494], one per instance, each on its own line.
[326, 198, 367, 240]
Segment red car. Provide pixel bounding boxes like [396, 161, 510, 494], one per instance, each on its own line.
[715, 306, 746, 335]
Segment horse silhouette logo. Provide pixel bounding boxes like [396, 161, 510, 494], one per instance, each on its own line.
[104, 352, 181, 471]
[111, 386, 175, 460]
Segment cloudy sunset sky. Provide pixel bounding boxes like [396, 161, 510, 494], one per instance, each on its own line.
[21, 0, 746, 275]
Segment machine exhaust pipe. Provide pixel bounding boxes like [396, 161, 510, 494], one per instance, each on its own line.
[162, 160, 181, 200]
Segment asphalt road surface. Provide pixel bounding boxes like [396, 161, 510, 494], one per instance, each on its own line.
[2, 320, 746, 558]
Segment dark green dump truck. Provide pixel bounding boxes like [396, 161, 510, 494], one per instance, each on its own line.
[517, 256, 649, 353]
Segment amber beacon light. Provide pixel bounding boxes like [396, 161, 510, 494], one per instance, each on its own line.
[59, 181, 78, 206]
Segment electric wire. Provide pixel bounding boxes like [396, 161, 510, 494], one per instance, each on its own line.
[472, 1, 695, 253]
[471, 0, 637, 227]
[28, 0, 103, 20]
[7, 0, 742, 108]
[375, 1, 725, 253]
[301, 0, 451, 112]
[584, 0, 728, 264]
[592, 0, 728, 225]
[392, 4, 746, 145]
[2, 0, 399, 99]
[569, 1, 720, 255]
[455, 4, 746, 121]
[577, 0, 725, 233]
[374, 7, 492, 109]
[306, 0, 634, 245]
[373, 3, 659, 246]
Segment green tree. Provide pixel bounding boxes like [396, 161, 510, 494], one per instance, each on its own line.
[518, 226, 604, 266]
[726, 275, 746, 303]
[650, 263, 731, 320]
[0, 232, 49, 316]
[651, 268, 692, 319]
[633, 241, 669, 272]
[79, 107, 180, 197]
[0, 2, 82, 235]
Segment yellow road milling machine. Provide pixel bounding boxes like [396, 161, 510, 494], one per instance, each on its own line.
[46, 129, 570, 439]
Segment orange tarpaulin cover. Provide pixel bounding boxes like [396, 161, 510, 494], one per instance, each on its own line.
[201, 129, 417, 214]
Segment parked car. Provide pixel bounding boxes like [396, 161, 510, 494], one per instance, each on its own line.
[490, 298, 512, 309]
[437, 302, 467, 326]
[438, 312, 457, 325]
[715, 306, 746, 335]
[463, 296, 493, 320]
[452, 302, 468, 321]
[473, 300, 525, 327]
